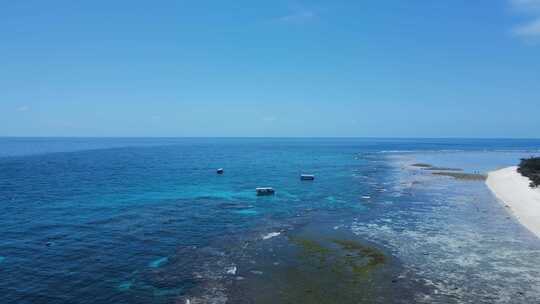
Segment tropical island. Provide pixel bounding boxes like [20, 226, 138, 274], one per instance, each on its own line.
[518, 157, 540, 188]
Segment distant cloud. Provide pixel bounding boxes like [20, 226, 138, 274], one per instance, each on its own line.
[511, 0, 540, 39]
[513, 18, 540, 36]
[276, 8, 317, 23]
[511, 0, 540, 11]
[17, 105, 30, 112]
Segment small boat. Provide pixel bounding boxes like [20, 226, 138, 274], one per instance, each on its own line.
[217, 168, 224, 174]
[256, 187, 275, 196]
[300, 174, 315, 181]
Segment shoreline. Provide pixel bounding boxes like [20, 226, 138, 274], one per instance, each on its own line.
[486, 166, 540, 238]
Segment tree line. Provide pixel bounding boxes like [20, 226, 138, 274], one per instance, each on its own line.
[518, 157, 540, 188]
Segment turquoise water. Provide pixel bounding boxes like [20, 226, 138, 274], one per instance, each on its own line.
[1, 138, 539, 303]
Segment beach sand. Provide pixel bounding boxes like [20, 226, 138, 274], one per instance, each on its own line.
[486, 166, 540, 237]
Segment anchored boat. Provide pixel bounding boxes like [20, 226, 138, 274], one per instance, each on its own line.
[300, 174, 315, 181]
[256, 187, 275, 196]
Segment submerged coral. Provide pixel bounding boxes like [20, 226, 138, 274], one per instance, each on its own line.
[249, 235, 389, 304]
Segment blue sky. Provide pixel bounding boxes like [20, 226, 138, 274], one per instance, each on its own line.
[1, 0, 539, 137]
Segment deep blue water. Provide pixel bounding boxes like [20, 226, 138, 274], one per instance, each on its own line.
[1, 138, 540, 304]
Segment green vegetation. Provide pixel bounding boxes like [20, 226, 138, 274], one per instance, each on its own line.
[518, 157, 540, 188]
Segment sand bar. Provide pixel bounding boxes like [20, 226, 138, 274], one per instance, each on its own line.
[486, 166, 540, 237]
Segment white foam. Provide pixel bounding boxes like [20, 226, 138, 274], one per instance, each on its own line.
[262, 232, 281, 240]
[226, 266, 237, 275]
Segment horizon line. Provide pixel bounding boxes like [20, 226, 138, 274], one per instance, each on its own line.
[1, 136, 540, 140]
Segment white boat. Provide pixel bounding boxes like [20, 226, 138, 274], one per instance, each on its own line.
[217, 168, 224, 174]
[256, 187, 275, 196]
[300, 174, 315, 180]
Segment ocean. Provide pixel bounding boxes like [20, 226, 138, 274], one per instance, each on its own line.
[1, 138, 540, 304]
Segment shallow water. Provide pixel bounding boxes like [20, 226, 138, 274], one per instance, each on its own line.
[353, 152, 540, 303]
[0, 138, 539, 303]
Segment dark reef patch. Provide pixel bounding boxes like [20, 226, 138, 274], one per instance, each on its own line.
[423, 167, 463, 171]
[432, 171, 487, 181]
[223, 223, 420, 304]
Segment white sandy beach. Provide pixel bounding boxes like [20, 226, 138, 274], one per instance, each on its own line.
[486, 166, 540, 238]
